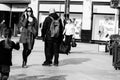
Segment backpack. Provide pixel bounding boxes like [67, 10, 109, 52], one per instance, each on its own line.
[49, 16, 60, 38]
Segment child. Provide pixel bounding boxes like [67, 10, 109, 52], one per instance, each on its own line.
[0, 28, 20, 80]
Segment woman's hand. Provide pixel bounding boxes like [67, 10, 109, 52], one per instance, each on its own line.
[20, 27, 23, 32]
[28, 17, 33, 22]
[24, 12, 28, 19]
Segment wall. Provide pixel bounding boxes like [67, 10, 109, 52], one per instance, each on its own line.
[29, 0, 39, 18]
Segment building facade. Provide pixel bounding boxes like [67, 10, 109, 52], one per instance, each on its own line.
[38, 0, 117, 42]
[0, 0, 117, 42]
[0, 0, 38, 36]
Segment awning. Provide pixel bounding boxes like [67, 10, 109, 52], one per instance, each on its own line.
[0, 0, 31, 3]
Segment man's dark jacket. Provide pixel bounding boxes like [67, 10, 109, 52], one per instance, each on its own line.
[41, 13, 63, 42]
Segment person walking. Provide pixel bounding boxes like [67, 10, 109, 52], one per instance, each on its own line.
[0, 28, 20, 80]
[63, 19, 75, 54]
[19, 7, 38, 68]
[0, 20, 6, 38]
[41, 8, 63, 66]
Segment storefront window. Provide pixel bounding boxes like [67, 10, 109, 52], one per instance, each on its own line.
[92, 4, 115, 41]
[92, 15, 115, 41]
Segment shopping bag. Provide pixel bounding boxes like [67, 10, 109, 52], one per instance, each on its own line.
[71, 38, 77, 47]
[59, 41, 69, 54]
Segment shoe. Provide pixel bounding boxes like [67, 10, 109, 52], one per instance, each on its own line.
[22, 61, 28, 68]
[42, 63, 51, 66]
[66, 52, 68, 55]
[54, 63, 58, 66]
[23, 65, 28, 68]
[1, 76, 8, 80]
[50, 61, 52, 64]
[22, 61, 25, 68]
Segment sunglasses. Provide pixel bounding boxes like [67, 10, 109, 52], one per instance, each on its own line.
[27, 11, 31, 12]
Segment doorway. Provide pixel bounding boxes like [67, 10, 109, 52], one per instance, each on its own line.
[11, 12, 22, 36]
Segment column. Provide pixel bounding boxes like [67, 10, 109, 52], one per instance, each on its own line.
[28, 0, 39, 18]
[115, 9, 119, 34]
[82, 0, 92, 30]
[81, 0, 92, 42]
[64, 0, 70, 19]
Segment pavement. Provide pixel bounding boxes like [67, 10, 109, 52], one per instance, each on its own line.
[1, 37, 120, 80]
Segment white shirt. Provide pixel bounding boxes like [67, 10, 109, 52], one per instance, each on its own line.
[63, 23, 75, 36]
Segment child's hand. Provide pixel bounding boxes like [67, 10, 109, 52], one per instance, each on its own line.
[20, 27, 23, 32]
[16, 41, 19, 44]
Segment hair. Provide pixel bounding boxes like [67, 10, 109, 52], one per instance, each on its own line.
[4, 28, 12, 49]
[49, 8, 55, 14]
[25, 7, 34, 16]
[4, 28, 12, 38]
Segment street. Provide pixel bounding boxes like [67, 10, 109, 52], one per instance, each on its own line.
[3, 37, 120, 80]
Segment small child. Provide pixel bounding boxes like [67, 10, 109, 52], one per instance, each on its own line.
[0, 28, 20, 80]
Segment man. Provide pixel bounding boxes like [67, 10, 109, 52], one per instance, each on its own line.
[41, 8, 63, 66]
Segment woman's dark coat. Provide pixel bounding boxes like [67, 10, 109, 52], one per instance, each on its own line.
[19, 14, 38, 50]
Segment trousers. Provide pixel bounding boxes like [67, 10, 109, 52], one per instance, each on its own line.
[44, 40, 59, 64]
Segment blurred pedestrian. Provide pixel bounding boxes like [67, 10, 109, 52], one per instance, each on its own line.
[63, 19, 75, 54]
[19, 7, 38, 68]
[41, 8, 63, 66]
[0, 28, 20, 80]
[0, 20, 6, 38]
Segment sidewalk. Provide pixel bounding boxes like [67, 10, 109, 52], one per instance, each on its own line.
[1, 37, 120, 80]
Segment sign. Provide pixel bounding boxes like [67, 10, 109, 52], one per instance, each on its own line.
[0, 0, 30, 3]
[98, 45, 105, 52]
[12, 4, 28, 12]
[0, 4, 10, 11]
[110, 0, 120, 8]
[92, 15, 115, 41]
[98, 17, 115, 41]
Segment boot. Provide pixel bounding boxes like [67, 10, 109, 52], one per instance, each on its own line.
[22, 61, 28, 68]
[22, 61, 25, 68]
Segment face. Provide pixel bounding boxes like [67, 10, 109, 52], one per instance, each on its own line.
[66, 19, 71, 24]
[26, 8, 32, 16]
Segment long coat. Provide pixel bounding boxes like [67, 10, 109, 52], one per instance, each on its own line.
[19, 14, 38, 50]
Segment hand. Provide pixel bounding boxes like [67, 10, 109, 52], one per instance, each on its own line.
[20, 27, 23, 32]
[42, 37, 45, 42]
[62, 31, 65, 35]
[16, 41, 19, 44]
[63, 35, 65, 41]
[28, 17, 33, 22]
[24, 12, 27, 19]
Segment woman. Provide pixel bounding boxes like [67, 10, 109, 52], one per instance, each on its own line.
[19, 7, 38, 68]
[63, 19, 75, 54]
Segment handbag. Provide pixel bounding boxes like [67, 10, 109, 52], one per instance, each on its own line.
[59, 41, 69, 54]
[71, 38, 77, 47]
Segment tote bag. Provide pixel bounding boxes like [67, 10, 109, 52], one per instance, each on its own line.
[59, 41, 69, 54]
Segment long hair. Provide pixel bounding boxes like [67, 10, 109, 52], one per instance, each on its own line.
[19, 7, 34, 28]
[25, 7, 34, 17]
